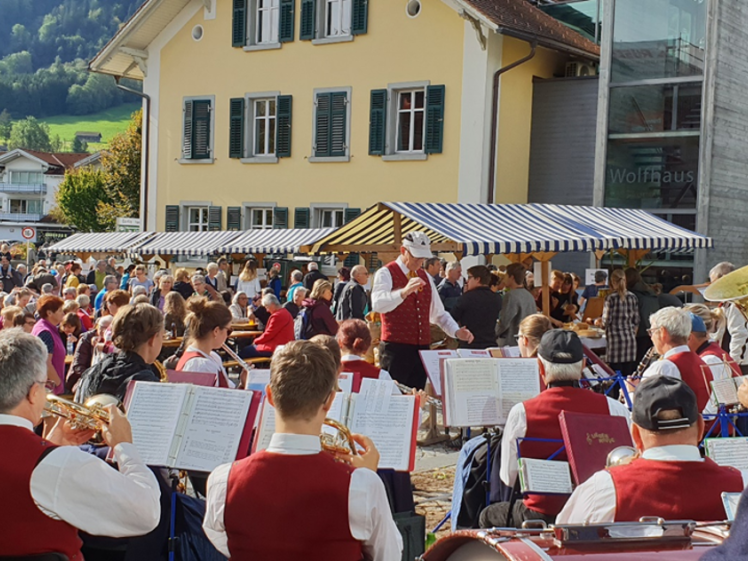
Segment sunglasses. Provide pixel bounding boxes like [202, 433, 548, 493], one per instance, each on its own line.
[223, 326, 233, 336]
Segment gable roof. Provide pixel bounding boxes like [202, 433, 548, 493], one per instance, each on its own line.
[452, 0, 600, 59]
[0, 149, 89, 174]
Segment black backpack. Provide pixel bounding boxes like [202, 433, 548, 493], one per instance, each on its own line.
[294, 307, 313, 340]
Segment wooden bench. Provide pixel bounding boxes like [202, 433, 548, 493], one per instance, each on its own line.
[223, 357, 271, 370]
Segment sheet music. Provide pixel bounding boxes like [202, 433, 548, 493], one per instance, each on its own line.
[254, 401, 276, 452]
[711, 377, 740, 405]
[321, 392, 349, 439]
[706, 437, 748, 470]
[443, 359, 501, 427]
[246, 369, 270, 392]
[338, 372, 354, 394]
[350, 394, 415, 471]
[359, 378, 395, 415]
[419, 350, 457, 397]
[175, 387, 253, 471]
[457, 349, 491, 358]
[723, 492, 742, 521]
[127, 382, 190, 466]
[497, 359, 541, 425]
[519, 458, 573, 494]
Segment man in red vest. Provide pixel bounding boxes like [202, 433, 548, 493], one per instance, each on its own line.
[687, 310, 742, 381]
[0, 330, 161, 560]
[481, 330, 631, 527]
[203, 340, 402, 560]
[639, 307, 714, 413]
[371, 231, 473, 389]
[557, 376, 746, 524]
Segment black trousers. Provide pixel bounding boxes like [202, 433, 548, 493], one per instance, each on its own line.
[479, 500, 555, 528]
[379, 341, 430, 390]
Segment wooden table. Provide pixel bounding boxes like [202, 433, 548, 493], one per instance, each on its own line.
[231, 322, 259, 331]
[162, 337, 184, 348]
[229, 330, 263, 340]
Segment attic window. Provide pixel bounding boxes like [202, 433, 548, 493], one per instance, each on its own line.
[192, 25, 204, 41]
[406, 0, 421, 18]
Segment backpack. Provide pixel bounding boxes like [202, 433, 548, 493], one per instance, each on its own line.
[294, 307, 314, 340]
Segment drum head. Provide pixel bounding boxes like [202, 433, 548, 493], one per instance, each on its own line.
[423, 532, 508, 561]
[443, 541, 507, 561]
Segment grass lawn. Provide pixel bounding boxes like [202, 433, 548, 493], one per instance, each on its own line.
[43, 102, 141, 152]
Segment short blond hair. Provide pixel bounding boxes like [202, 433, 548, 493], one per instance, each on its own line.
[310, 279, 332, 300]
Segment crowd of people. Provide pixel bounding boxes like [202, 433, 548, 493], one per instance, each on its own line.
[5, 235, 748, 560]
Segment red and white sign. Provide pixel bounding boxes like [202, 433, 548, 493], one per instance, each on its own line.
[21, 227, 35, 240]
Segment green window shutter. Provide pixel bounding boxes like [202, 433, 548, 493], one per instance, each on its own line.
[300, 0, 316, 40]
[351, 0, 368, 35]
[227, 206, 242, 230]
[314, 92, 331, 157]
[209, 206, 222, 231]
[344, 254, 360, 268]
[165, 205, 180, 232]
[368, 89, 387, 156]
[192, 100, 212, 160]
[229, 98, 245, 159]
[294, 207, 310, 228]
[344, 208, 361, 224]
[330, 92, 347, 157]
[276, 95, 293, 158]
[232, 0, 247, 47]
[182, 101, 193, 159]
[279, 0, 295, 42]
[273, 207, 288, 228]
[425, 85, 445, 154]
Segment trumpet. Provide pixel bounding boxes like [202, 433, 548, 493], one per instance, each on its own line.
[321, 418, 358, 456]
[45, 394, 119, 444]
[221, 343, 256, 372]
[395, 381, 442, 409]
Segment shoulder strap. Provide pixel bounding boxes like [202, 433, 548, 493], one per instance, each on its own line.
[176, 351, 205, 371]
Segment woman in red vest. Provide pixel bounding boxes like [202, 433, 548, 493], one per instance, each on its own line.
[338, 319, 393, 383]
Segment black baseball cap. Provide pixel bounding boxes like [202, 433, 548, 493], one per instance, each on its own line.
[632, 376, 699, 431]
[537, 329, 584, 364]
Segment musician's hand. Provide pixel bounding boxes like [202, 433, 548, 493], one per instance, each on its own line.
[46, 417, 96, 446]
[738, 378, 748, 409]
[455, 327, 474, 344]
[337, 434, 380, 471]
[401, 277, 425, 298]
[238, 368, 249, 390]
[101, 405, 133, 448]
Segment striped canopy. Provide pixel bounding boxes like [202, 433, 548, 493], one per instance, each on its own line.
[48, 231, 156, 254]
[133, 231, 243, 257]
[219, 228, 337, 255]
[305, 202, 712, 256]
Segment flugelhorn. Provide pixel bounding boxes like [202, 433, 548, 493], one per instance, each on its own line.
[221, 343, 256, 372]
[45, 394, 119, 444]
[321, 418, 358, 456]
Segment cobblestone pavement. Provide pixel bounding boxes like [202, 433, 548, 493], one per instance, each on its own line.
[413, 437, 462, 539]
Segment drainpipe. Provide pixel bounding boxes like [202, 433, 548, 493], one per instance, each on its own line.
[487, 41, 537, 204]
[114, 78, 150, 231]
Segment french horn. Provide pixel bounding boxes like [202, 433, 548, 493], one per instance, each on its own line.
[320, 418, 358, 456]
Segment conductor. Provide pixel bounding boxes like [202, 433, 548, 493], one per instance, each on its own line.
[371, 232, 474, 389]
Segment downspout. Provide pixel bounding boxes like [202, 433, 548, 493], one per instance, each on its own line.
[114, 78, 150, 231]
[487, 41, 537, 204]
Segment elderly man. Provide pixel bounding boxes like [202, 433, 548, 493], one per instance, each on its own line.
[450, 265, 502, 349]
[687, 311, 741, 380]
[240, 294, 294, 358]
[557, 376, 746, 524]
[284, 287, 306, 319]
[639, 307, 713, 413]
[86, 260, 108, 291]
[216, 257, 231, 292]
[286, 270, 304, 303]
[16, 263, 28, 282]
[337, 265, 369, 321]
[105, 256, 121, 279]
[496, 263, 537, 346]
[303, 261, 326, 291]
[0, 252, 23, 293]
[437, 261, 463, 312]
[482, 330, 630, 527]
[372, 232, 473, 389]
[0, 329, 160, 559]
[95, 274, 118, 313]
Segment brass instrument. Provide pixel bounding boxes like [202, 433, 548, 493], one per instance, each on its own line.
[395, 381, 442, 409]
[606, 446, 638, 467]
[704, 265, 748, 307]
[320, 418, 358, 456]
[45, 394, 119, 444]
[154, 360, 168, 382]
[221, 343, 256, 372]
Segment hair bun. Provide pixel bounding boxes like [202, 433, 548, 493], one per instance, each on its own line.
[186, 296, 208, 314]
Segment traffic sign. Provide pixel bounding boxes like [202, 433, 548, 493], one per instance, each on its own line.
[21, 227, 35, 240]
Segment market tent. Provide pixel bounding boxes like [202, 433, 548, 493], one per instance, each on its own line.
[133, 231, 243, 257]
[48, 231, 156, 254]
[219, 228, 337, 255]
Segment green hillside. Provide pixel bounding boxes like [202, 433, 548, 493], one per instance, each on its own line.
[43, 102, 140, 151]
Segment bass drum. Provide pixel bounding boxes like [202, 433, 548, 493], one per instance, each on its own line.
[421, 531, 509, 561]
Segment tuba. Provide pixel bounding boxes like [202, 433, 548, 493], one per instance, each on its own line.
[704, 265, 748, 313]
[320, 418, 358, 456]
[45, 394, 119, 444]
[606, 446, 638, 467]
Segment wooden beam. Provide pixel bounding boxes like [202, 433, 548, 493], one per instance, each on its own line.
[531, 251, 558, 263]
[541, 259, 551, 317]
[454, 251, 464, 261]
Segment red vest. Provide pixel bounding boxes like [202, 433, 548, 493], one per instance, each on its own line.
[380, 262, 432, 346]
[666, 351, 713, 412]
[0, 425, 82, 560]
[520, 386, 611, 515]
[341, 359, 381, 381]
[699, 341, 742, 378]
[609, 457, 743, 521]
[225, 450, 363, 561]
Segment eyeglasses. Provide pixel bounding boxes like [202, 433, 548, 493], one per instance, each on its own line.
[223, 326, 233, 336]
[647, 326, 661, 337]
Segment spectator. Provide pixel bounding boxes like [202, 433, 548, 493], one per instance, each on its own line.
[128, 265, 154, 295]
[173, 268, 194, 300]
[286, 270, 304, 303]
[15, 263, 28, 283]
[216, 257, 231, 292]
[119, 264, 136, 291]
[450, 265, 502, 349]
[625, 268, 661, 362]
[424, 257, 442, 287]
[191, 273, 221, 302]
[301, 279, 338, 337]
[163, 291, 187, 337]
[26, 267, 56, 294]
[235, 260, 262, 299]
[303, 261, 326, 291]
[1, 306, 21, 330]
[41, 283, 53, 295]
[337, 265, 369, 321]
[438, 261, 463, 312]
[65, 262, 83, 289]
[95, 275, 119, 313]
[267, 262, 282, 300]
[549, 273, 578, 326]
[578, 270, 608, 310]
[60, 312, 82, 353]
[284, 287, 306, 319]
[86, 260, 108, 291]
[229, 291, 250, 321]
[332, 267, 351, 312]
[205, 262, 220, 291]
[12, 310, 35, 333]
[62, 286, 77, 301]
[150, 274, 173, 311]
[106, 256, 121, 280]
[653, 283, 683, 309]
[76, 295, 94, 331]
[596, 269, 639, 379]
[496, 263, 537, 346]
[31, 295, 65, 393]
[239, 294, 294, 358]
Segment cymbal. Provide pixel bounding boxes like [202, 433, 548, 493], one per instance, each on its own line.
[704, 264, 748, 302]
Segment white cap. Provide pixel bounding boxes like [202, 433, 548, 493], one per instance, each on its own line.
[402, 231, 432, 259]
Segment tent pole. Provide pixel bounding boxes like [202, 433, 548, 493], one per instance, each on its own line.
[393, 211, 402, 246]
[541, 260, 550, 316]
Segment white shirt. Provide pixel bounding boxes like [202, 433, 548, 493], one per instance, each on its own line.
[0, 414, 161, 537]
[725, 302, 748, 366]
[235, 278, 262, 299]
[556, 445, 748, 524]
[203, 433, 402, 561]
[500, 394, 631, 489]
[641, 345, 714, 414]
[181, 346, 235, 388]
[371, 256, 460, 338]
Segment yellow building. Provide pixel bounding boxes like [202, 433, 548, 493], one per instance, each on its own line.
[90, 0, 597, 233]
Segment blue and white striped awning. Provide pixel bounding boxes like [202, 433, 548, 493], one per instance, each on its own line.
[219, 228, 336, 255]
[133, 231, 243, 257]
[48, 231, 156, 254]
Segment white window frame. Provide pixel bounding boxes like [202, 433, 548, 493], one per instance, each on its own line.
[309, 86, 352, 163]
[178, 95, 216, 165]
[395, 90, 426, 154]
[9, 199, 42, 214]
[241, 91, 281, 164]
[383, 81, 430, 162]
[9, 171, 44, 184]
[187, 206, 210, 232]
[310, 203, 348, 228]
[179, 201, 212, 232]
[244, 0, 282, 51]
[312, 0, 354, 45]
[254, 98, 277, 156]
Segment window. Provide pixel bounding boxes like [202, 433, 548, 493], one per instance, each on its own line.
[187, 207, 210, 231]
[300, 0, 367, 42]
[254, 98, 277, 156]
[396, 90, 425, 153]
[324, 0, 351, 37]
[311, 88, 351, 162]
[9, 199, 42, 214]
[181, 97, 215, 163]
[9, 171, 44, 184]
[249, 207, 274, 229]
[233, 0, 293, 49]
[318, 208, 344, 228]
[256, 0, 279, 44]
